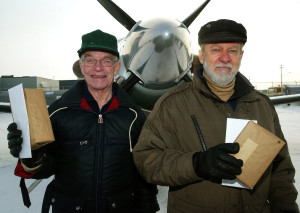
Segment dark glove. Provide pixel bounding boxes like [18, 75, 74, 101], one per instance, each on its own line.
[7, 122, 46, 168]
[7, 122, 23, 157]
[193, 143, 243, 181]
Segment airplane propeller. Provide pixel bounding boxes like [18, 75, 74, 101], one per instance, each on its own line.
[96, 0, 136, 31]
[183, 0, 211, 27]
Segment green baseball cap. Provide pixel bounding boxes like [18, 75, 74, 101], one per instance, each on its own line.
[77, 29, 119, 58]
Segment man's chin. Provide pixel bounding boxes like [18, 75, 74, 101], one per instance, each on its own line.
[213, 77, 235, 86]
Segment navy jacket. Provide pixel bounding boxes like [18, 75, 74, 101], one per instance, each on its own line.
[32, 80, 159, 213]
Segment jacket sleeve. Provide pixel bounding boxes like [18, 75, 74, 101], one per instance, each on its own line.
[13, 142, 56, 179]
[268, 103, 299, 212]
[132, 109, 160, 213]
[133, 102, 200, 187]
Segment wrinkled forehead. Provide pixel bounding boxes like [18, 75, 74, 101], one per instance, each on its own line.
[202, 42, 244, 50]
[82, 50, 117, 59]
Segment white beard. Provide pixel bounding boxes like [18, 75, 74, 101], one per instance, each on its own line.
[203, 57, 241, 86]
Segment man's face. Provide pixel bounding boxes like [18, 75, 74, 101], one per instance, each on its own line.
[79, 51, 120, 91]
[199, 43, 244, 86]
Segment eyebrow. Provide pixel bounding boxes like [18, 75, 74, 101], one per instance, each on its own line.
[210, 44, 241, 49]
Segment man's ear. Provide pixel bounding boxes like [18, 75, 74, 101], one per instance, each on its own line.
[114, 61, 121, 76]
[198, 49, 204, 64]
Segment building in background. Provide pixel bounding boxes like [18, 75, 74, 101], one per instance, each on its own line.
[0, 75, 59, 91]
[0, 75, 80, 105]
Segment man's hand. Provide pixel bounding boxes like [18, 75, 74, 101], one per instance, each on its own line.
[193, 143, 243, 181]
[7, 122, 23, 158]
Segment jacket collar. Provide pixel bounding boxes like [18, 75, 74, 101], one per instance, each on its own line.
[57, 80, 139, 110]
[194, 65, 255, 101]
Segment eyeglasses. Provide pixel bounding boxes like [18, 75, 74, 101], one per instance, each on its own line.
[82, 57, 117, 67]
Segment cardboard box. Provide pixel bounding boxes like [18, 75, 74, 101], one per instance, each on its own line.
[233, 121, 285, 189]
[23, 89, 54, 150]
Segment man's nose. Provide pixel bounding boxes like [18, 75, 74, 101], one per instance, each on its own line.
[219, 52, 231, 63]
[94, 60, 103, 70]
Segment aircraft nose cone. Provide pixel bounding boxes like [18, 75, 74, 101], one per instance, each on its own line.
[121, 17, 193, 90]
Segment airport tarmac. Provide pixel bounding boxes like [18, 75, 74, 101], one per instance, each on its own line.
[0, 105, 299, 212]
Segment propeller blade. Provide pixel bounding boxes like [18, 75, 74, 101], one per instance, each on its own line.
[182, 0, 211, 28]
[97, 0, 136, 31]
[119, 72, 141, 92]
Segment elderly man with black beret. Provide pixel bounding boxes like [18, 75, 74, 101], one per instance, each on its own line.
[133, 19, 299, 212]
[7, 29, 159, 213]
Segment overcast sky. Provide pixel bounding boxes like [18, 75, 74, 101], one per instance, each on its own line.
[1, 0, 300, 85]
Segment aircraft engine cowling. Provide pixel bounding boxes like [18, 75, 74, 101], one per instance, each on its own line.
[119, 17, 193, 110]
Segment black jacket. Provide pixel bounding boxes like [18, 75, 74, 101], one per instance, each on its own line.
[33, 81, 159, 213]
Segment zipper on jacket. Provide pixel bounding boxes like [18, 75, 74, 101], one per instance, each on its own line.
[98, 114, 103, 123]
[94, 108, 136, 211]
[96, 113, 104, 212]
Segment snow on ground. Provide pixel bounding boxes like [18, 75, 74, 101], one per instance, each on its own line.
[0, 105, 299, 212]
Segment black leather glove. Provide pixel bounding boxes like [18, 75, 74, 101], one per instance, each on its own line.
[7, 122, 23, 158]
[193, 143, 243, 181]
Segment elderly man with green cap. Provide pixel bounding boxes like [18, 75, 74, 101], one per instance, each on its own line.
[7, 29, 160, 213]
[133, 19, 299, 212]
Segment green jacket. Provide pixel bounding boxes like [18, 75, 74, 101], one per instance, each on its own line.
[133, 71, 299, 213]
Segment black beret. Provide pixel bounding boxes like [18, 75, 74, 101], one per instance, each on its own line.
[198, 19, 247, 45]
[77, 29, 119, 58]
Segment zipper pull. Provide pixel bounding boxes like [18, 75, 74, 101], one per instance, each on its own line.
[98, 114, 103, 123]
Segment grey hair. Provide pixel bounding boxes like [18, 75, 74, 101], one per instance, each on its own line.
[200, 44, 205, 52]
